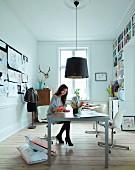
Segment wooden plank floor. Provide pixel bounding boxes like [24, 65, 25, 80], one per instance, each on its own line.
[0, 122, 135, 170]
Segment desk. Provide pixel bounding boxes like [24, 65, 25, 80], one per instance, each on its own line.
[47, 110, 109, 168]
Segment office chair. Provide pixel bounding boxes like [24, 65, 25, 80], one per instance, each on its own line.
[37, 105, 56, 143]
[85, 104, 107, 137]
[98, 110, 129, 153]
[37, 105, 49, 123]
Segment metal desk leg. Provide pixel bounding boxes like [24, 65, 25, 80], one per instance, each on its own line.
[105, 118, 108, 168]
[48, 119, 51, 165]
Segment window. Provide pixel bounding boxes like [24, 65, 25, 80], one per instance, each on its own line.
[59, 48, 89, 100]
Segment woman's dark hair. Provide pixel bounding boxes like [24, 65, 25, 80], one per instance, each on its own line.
[55, 84, 68, 105]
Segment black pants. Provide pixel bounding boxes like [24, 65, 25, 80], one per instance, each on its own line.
[27, 102, 37, 112]
[58, 121, 71, 139]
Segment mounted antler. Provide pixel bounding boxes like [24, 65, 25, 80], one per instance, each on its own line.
[39, 65, 50, 79]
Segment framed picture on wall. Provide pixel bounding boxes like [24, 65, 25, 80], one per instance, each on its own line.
[95, 72, 107, 81]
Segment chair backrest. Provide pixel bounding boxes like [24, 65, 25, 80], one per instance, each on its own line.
[112, 110, 126, 129]
[94, 104, 107, 114]
[37, 105, 49, 122]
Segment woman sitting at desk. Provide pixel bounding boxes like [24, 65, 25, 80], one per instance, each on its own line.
[47, 84, 73, 146]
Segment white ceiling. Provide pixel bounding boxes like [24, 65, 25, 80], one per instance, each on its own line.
[3, 0, 135, 41]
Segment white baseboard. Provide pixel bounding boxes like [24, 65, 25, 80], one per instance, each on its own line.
[0, 119, 29, 142]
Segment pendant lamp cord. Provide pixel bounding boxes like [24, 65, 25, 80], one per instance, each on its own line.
[76, 4, 77, 51]
[74, 1, 79, 51]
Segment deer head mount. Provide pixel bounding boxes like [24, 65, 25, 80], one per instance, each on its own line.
[38, 65, 50, 79]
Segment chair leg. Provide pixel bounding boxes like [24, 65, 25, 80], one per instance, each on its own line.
[98, 129, 129, 153]
[98, 141, 129, 153]
[85, 121, 104, 138]
[93, 122, 96, 129]
[95, 121, 98, 137]
[85, 121, 98, 137]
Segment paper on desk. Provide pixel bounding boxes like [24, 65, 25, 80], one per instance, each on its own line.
[77, 110, 108, 118]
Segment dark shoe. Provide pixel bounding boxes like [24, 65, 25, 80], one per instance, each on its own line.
[65, 137, 73, 146]
[56, 134, 64, 144]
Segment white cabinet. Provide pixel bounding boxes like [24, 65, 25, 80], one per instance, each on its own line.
[109, 98, 119, 119]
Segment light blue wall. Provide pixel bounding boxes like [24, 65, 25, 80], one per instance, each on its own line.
[0, 1, 38, 141]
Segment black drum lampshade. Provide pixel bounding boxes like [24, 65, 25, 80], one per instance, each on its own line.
[65, 57, 89, 78]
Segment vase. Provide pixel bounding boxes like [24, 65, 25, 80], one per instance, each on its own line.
[39, 82, 43, 89]
[73, 108, 78, 115]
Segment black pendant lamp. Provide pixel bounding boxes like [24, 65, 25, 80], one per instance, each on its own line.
[65, 1, 89, 79]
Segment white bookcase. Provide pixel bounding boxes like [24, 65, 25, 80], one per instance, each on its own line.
[112, 13, 135, 130]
